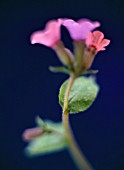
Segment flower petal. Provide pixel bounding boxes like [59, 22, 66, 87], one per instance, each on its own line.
[85, 31, 110, 52]
[78, 19, 100, 32]
[62, 19, 82, 40]
[85, 32, 93, 46]
[30, 20, 61, 47]
[97, 39, 110, 51]
[62, 18, 100, 40]
[100, 39, 110, 47]
[92, 31, 104, 45]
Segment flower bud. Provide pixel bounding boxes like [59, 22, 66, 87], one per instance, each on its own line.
[22, 127, 43, 141]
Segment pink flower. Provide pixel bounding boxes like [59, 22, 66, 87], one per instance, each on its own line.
[86, 31, 110, 52]
[30, 19, 62, 47]
[61, 18, 100, 40]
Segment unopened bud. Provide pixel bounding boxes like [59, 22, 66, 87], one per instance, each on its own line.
[22, 127, 43, 141]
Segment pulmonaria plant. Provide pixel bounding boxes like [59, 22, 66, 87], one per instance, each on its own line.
[23, 18, 110, 170]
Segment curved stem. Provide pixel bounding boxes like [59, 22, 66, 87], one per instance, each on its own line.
[62, 74, 94, 170]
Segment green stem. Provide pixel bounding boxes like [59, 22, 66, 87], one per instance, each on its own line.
[62, 74, 94, 170]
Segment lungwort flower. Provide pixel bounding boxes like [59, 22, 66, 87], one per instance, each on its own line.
[86, 31, 110, 52]
[61, 18, 100, 40]
[30, 20, 62, 47]
[82, 31, 110, 70]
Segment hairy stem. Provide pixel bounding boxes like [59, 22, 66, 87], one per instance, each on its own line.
[62, 73, 94, 170]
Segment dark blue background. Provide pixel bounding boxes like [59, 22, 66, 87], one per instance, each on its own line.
[0, 0, 124, 169]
